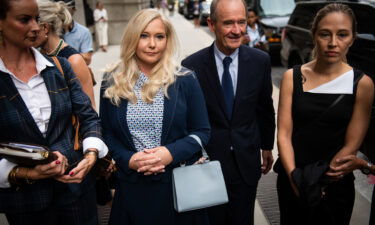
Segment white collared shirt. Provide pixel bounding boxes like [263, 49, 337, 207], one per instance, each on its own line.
[246, 24, 267, 48]
[0, 48, 54, 136]
[214, 42, 239, 94]
[0, 48, 108, 188]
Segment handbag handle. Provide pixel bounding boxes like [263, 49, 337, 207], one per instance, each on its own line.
[189, 134, 209, 160]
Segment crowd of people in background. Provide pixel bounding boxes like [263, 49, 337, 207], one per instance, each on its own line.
[0, 0, 374, 225]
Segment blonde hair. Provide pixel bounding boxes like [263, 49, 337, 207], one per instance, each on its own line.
[104, 9, 182, 105]
[37, 0, 72, 36]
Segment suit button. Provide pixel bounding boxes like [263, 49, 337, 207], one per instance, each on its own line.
[230, 146, 233, 151]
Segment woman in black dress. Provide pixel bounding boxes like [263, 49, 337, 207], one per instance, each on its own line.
[276, 3, 374, 225]
[34, 0, 96, 107]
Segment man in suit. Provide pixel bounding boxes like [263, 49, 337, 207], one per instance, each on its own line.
[62, 0, 94, 65]
[182, 0, 275, 224]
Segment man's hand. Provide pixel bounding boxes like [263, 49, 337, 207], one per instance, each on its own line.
[80, 52, 93, 65]
[242, 34, 250, 44]
[261, 150, 274, 174]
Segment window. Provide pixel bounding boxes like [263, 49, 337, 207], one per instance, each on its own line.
[258, 0, 295, 17]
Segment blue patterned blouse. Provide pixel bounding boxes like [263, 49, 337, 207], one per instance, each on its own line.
[126, 73, 164, 152]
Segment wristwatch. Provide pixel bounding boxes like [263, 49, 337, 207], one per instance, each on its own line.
[85, 149, 99, 159]
[361, 161, 374, 175]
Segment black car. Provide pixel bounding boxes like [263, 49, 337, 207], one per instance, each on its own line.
[246, 0, 296, 59]
[281, 1, 375, 78]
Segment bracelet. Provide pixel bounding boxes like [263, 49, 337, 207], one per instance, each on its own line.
[8, 166, 21, 186]
[85, 149, 98, 159]
[25, 168, 35, 184]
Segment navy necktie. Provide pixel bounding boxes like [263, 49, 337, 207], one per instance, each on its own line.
[221, 56, 234, 118]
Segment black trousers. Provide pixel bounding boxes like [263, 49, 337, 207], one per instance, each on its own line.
[277, 171, 354, 225]
[207, 181, 257, 225]
[6, 187, 98, 225]
[208, 150, 258, 225]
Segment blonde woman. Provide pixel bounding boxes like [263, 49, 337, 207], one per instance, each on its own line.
[100, 8, 210, 225]
[34, 0, 96, 108]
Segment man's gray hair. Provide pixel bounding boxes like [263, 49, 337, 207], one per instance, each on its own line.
[210, 0, 248, 22]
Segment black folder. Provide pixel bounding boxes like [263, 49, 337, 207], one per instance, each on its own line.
[0, 143, 57, 166]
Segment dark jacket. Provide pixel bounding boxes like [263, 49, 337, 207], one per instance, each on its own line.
[182, 43, 275, 185]
[100, 71, 211, 183]
[0, 56, 102, 213]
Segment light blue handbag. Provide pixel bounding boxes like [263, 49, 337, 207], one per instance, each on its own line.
[172, 135, 229, 212]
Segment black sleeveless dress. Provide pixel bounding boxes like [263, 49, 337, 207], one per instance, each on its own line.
[276, 65, 362, 225]
[58, 45, 79, 59]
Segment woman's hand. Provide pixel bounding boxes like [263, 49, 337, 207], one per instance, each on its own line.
[129, 147, 172, 175]
[145, 147, 173, 166]
[29, 151, 68, 180]
[326, 155, 366, 179]
[55, 150, 98, 183]
[289, 179, 300, 197]
[287, 169, 300, 197]
[143, 147, 172, 175]
[129, 151, 162, 172]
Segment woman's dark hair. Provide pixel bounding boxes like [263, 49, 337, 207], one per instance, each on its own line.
[311, 3, 357, 39]
[0, 0, 13, 20]
[247, 8, 258, 16]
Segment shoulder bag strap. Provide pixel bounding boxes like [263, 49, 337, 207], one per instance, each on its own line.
[52, 56, 64, 77]
[189, 134, 209, 160]
[51, 56, 81, 151]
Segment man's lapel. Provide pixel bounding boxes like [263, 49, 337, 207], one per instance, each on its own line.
[233, 46, 252, 115]
[205, 44, 230, 121]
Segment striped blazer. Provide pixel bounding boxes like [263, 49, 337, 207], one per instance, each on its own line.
[0, 56, 102, 213]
